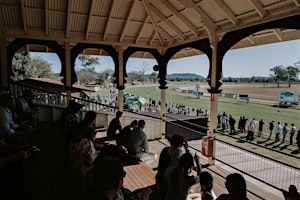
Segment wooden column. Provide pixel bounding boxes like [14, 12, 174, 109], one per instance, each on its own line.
[160, 88, 166, 139]
[208, 38, 219, 165]
[0, 36, 8, 90]
[117, 45, 124, 112]
[65, 42, 72, 102]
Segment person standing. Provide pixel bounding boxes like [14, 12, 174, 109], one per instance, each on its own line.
[246, 122, 255, 141]
[258, 119, 264, 137]
[282, 122, 289, 143]
[289, 123, 296, 145]
[275, 121, 281, 142]
[228, 115, 236, 135]
[268, 120, 275, 140]
[296, 130, 300, 153]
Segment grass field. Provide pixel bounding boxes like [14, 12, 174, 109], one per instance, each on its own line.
[123, 82, 300, 166]
[124, 82, 300, 129]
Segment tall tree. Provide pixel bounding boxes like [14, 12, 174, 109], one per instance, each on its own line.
[78, 55, 99, 71]
[270, 65, 287, 87]
[12, 52, 55, 80]
[76, 55, 100, 84]
[294, 60, 300, 80]
[286, 66, 299, 87]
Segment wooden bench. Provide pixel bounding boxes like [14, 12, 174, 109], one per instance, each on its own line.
[123, 162, 156, 191]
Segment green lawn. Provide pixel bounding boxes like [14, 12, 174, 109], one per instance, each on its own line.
[124, 85, 300, 129]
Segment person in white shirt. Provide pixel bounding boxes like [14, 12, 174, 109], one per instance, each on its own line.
[275, 121, 281, 142]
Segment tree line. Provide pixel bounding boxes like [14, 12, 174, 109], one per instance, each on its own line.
[11, 52, 300, 87]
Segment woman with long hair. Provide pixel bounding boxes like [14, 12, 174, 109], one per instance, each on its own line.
[164, 152, 202, 200]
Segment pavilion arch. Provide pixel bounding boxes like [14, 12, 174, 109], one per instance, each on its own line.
[70, 43, 118, 86]
[123, 47, 162, 89]
[162, 39, 212, 89]
[217, 14, 300, 89]
[6, 38, 65, 80]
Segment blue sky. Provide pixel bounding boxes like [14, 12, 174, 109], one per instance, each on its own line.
[30, 39, 300, 78]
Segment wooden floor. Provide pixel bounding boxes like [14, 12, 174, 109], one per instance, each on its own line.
[10, 122, 287, 200]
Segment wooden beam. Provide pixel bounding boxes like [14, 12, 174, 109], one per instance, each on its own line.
[156, 25, 173, 43]
[103, 0, 117, 40]
[86, 0, 96, 40]
[45, 0, 49, 36]
[148, 3, 185, 41]
[248, 0, 266, 17]
[65, 0, 72, 38]
[142, 0, 164, 46]
[120, 0, 137, 42]
[135, 16, 149, 44]
[213, 0, 238, 25]
[273, 28, 283, 41]
[158, 0, 198, 36]
[0, 6, 5, 34]
[291, 0, 300, 7]
[20, 0, 28, 34]
[247, 35, 256, 45]
[179, 0, 216, 31]
[149, 30, 156, 45]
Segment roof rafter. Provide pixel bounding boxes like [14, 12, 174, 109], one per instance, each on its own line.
[248, 0, 266, 17]
[178, 0, 216, 32]
[155, 0, 198, 36]
[273, 28, 283, 41]
[45, 0, 48, 36]
[148, 3, 185, 41]
[149, 30, 157, 45]
[213, 0, 238, 25]
[20, 0, 28, 34]
[135, 16, 149, 44]
[103, 0, 117, 40]
[65, 0, 72, 38]
[142, 0, 164, 46]
[85, 0, 96, 39]
[120, 0, 137, 42]
[156, 25, 173, 43]
[247, 35, 256, 45]
[291, 0, 300, 7]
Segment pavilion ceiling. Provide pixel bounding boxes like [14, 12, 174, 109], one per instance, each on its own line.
[1, 0, 300, 59]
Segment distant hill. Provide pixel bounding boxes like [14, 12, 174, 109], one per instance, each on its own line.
[167, 73, 205, 80]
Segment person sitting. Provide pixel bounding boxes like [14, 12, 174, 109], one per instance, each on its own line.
[116, 119, 138, 148]
[164, 152, 202, 200]
[127, 120, 157, 165]
[64, 102, 83, 134]
[106, 111, 123, 140]
[217, 173, 248, 200]
[281, 184, 300, 200]
[83, 156, 127, 200]
[61, 99, 76, 129]
[0, 136, 33, 199]
[199, 171, 216, 200]
[68, 111, 100, 183]
[0, 94, 32, 145]
[15, 90, 39, 129]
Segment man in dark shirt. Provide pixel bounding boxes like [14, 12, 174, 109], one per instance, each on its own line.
[106, 111, 123, 140]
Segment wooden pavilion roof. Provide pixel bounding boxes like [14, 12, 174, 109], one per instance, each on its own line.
[1, 0, 300, 58]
